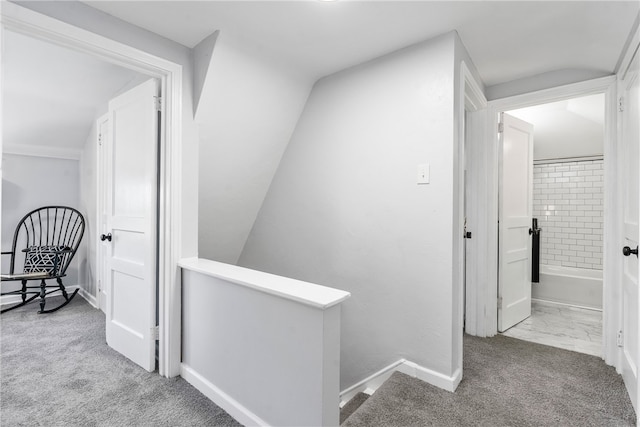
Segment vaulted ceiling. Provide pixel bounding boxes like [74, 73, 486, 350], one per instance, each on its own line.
[83, 1, 639, 87]
[3, 1, 639, 155]
[2, 29, 145, 156]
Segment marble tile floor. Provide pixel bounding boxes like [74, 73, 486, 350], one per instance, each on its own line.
[500, 299, 602, 357]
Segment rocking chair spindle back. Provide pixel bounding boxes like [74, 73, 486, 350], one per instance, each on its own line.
[1, 206, 85, 314]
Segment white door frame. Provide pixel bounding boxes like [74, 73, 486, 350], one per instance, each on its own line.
[460, 61, 488, 334]
[0, 2, 184, 377]
[457, 61, 487, 379]
[96, 113, 109, 313]
[470, 76, 619, 365]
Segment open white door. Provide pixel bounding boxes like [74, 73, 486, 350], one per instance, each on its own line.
[105, 79, 159, 372]
[619, 50, 639, 411]
[498, 113, 534, 332]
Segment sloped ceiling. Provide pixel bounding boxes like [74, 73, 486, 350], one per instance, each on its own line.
[508, 94, 605, 161]
[2, 30, 146, 157]
[82, 1, 639, 86]
[3, 1, 637, 157]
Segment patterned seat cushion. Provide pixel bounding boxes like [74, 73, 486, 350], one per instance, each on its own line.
[24, 246, 70, 275]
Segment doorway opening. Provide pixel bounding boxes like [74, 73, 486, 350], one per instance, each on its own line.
[2, 27, 161, 368]
[1, 28, 148, 308]
[498, 94, 606, 358]
[1, 1, 184, 377]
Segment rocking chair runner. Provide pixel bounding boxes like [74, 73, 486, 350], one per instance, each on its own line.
[1, 206, 85, 314]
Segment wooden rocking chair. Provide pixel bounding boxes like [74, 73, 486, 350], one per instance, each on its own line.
[1, 206, 85, 314]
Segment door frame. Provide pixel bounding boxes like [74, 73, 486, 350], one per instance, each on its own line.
[460, 61, 489, 339]
[469, 76, 619, 365]
[96, 113, 109, 313]
[0, 2, 184, 377]
[456, 61, 487, 383]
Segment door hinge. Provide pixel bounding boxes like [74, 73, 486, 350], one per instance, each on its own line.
[154, 96, 162, 111]
[619, 97, 624, 112]
[498, 122, 504, 133]
[98, 133, 102, 146]
[152, 325, 159, 341]
[497, 296, 503, 308]
[617, 330, 623, 347]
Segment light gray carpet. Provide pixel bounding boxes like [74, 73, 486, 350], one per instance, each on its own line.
[1, 296, 241, 427]
[343, 335, 636, 427]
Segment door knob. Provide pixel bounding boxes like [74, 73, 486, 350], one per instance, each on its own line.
[100, 233, 112, 242]
[623, 246, 638, 257]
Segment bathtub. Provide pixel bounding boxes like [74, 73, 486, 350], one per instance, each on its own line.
[532, 265, 603, 310]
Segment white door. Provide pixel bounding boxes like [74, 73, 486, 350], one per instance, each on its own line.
[105, 79, 159, 372]
[498, 113, 534, 332]
[619, 51, 639, 411]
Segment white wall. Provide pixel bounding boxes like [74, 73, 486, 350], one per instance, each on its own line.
[196, 30, 313, 265]
[1, 154, 82, 289]
[239, 33, 460, 389]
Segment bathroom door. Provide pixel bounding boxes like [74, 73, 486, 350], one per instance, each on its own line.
[498, 113, 534, 332]
[619, 49, 639, 411]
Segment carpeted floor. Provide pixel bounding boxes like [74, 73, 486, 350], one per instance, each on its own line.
[0, 296, 241, 427]
[4, 297, 635, 427]
[342, 334, 636, 426]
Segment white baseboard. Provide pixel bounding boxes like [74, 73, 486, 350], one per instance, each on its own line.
[340, 359, 460, 406]
[0, 294, 25, 307]
[339, 360, 404, 406]
[180, 364, 269, 427]
[77, 287, 98, 308]
[397, 362, 462, 392]
[531, 297, 602, 312]
[1, 284, 93, 308]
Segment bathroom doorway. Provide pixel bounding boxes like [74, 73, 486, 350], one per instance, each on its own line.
[498, 93, 606, 357]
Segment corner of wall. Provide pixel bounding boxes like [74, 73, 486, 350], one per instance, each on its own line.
[192, 30, 220, 119]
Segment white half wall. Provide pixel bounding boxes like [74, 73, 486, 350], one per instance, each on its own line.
[239, 32, 459, 390]
[181, 259, 349, 426]
[196, 30, 313, 265]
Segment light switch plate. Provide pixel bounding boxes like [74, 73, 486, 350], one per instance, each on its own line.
[417, 163, 430, 184]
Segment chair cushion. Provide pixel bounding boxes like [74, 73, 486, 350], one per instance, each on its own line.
[24, 246, 70, 275]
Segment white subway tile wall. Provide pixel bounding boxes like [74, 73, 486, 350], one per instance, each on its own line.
[533, 159, 604, 270]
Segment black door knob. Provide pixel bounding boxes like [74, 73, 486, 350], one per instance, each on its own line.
[100, 233, 112, 242]
[623, 246, 638, 257]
